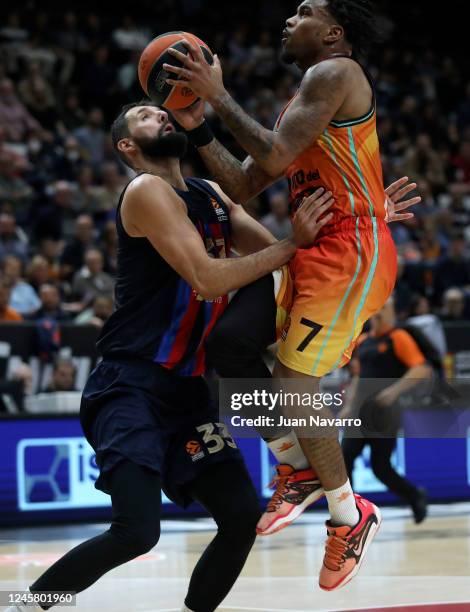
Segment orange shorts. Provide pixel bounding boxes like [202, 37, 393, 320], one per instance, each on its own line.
[276, 217, 397, 377]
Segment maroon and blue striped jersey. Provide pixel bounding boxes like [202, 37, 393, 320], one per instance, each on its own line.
[97, 175, 231, 376]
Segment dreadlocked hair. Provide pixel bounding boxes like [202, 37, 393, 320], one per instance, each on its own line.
[325, 0, 382, 58]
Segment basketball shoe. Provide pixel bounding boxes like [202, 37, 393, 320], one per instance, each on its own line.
[256, 464, 324, 535]
[319, 494, 381, 591]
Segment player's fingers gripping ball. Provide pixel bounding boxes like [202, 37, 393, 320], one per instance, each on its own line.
[138, 31, 213, 110]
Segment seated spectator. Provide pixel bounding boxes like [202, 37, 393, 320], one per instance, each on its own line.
[57, 92, 86, 134]
[393, 256, 414, 319]
[401, 133, 446, 190]
[73, 107, 105, 169]
[33, 180, 76, 242]
[440, 287, 468, 322]
[90, 161, 125, 218]
[72, 165, 100, 212]
[451, 140, 470, 187]
[75, 293, 113, 327]
[29, 283, 71, 322]
[100, 219, 118, 276]
[72, 248, 114, 305]
[434, 232, 470, 299]
[60, 214, 96, 282]
[26, 254, 52, 292]
[407, 294, 447, 358]
[0, 277, 22, 322]
[17, 62, 57, 130]
[1, 254, 40, 315]
[0, 212, 28, 262]
[0, 152, 33, 218]
[260, 191, 292, 240]
[0, 77, 41, 142]
[43, 357, 77, 392]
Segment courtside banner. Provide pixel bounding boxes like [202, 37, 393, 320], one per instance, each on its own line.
[218, 378, 470, 438]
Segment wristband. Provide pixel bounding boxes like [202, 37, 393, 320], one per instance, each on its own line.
[187, 121, 214, 148]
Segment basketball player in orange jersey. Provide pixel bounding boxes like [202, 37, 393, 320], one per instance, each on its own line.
[164, 0, 421, 591]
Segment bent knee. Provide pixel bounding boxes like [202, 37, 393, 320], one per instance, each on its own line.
[111, 521, 160, 557]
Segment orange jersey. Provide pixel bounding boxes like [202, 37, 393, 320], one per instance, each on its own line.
[275, 93, 387, 231]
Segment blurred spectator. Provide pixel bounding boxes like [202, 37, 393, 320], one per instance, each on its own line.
[401, 133, 446, 190]
[90, 161, 125, 218]
[260, 192, 291, 240]
[0, 78, 42, 141]
[43, 357, 77, 392]
[407, 294, 447, 358]
[0, 277, 22, 322]
[26, 254, 53, 292]
[0, 152, 33, 216]
[33, 180, 76, 241]
[394, 256, 414, 319]
[112, 16, 150, 51]
[0, 213, 28, 261]
[452, 140, 470, 187]
[73, 107, 105, 169]
[30, 283, 71, 322]
[1, 254, 40, 315]
[60, 214, 96, 281]
[440, 287, 467, 322]
[75, 294, 114, 327]
[72, 248, 114, 304]
[100, 220, 118, 276]
[57, 92, 86, 133]
[18, 62, 57, 130]
[434, 233, 470, 299]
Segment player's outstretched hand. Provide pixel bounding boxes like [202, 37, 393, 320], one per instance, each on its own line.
[171, 98, 205, 131]
[292, 188, 334, 249]
[385, 176, 421, 223]
[164, 39, 225, 103]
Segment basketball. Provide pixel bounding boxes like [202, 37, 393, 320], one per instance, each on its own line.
[138, 31, 213, 110]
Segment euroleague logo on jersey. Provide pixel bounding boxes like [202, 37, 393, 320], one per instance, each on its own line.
[210, 197, 228, 222]
[185, 440, 205, 462]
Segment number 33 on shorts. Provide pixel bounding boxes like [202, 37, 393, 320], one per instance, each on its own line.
[185, 422, 237, 462]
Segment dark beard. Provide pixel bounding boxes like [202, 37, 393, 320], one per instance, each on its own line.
[134, 130, 188, 161]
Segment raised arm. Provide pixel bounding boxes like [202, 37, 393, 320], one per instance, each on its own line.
[165, 42, 350, 176]
[122, 174, 332, 300]
[171, 100, 279, 204]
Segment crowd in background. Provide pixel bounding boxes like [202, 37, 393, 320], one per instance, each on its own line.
[0, 1, 469, 386]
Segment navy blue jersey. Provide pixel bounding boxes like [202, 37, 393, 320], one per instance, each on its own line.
[97, 174, 231, 376]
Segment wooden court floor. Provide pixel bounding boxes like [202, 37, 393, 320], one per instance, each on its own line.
[1, 503, 469, 612]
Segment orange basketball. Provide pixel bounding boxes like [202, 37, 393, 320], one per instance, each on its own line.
[138, 31, 213, 110]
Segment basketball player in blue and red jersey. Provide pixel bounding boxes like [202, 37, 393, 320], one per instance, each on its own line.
[11, 103, 332, 612]
[164, 0, 421, 591]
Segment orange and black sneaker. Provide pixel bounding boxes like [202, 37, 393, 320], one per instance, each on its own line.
[319, 494, 381, 591]
[256, 464, 324, 536]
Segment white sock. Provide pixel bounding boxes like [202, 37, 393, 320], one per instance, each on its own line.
[267, 431, 309, 470]
[325, 479, 359, 527]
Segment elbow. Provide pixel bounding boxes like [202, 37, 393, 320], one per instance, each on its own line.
[192, 269, 224, 302]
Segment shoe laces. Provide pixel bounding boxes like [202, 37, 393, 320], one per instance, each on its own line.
[266, 473, 290, 512]
[324, 533, 349, 571]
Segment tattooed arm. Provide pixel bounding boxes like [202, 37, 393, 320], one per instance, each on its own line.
[171, 100, 280, 203]
[164, 42, 350, 176]
[198, 142, 280, 204]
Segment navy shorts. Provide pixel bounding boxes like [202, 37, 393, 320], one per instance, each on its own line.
[80, 357, 243, 507]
